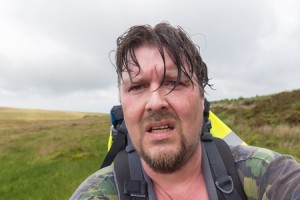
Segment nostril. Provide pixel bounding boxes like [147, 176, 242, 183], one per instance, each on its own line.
[146, 105, 167, 113]
[144, 87, 170, 113]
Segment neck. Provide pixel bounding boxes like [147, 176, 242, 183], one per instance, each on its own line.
[141, 146, 209, 200]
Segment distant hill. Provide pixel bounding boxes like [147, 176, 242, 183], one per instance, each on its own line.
[211, 89, 300, 161]
[0, 106, 103, 121]
[211, 89, 300, 126]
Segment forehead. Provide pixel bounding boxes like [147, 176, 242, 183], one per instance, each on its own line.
[123, 45, 180, 79]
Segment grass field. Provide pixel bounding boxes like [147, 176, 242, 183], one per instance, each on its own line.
[0, 89, 299, 199]
[0, 108, 110, 199]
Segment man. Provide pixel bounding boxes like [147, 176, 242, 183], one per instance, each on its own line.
[71, 22, 300, 200]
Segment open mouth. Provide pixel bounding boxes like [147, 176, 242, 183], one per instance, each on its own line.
[146, 124, 174, 133]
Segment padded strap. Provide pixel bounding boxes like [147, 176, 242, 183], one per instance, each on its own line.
[114, 150, 148, 200]
[213, 138, 247, 200]
[202, 131, 244, 200]
[114, 150, 131, 200]
[114, 142, 148, 200]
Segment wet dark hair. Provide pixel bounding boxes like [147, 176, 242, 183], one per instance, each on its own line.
[115, 22, 210, 95]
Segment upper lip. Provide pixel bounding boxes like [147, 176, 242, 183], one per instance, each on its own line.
[144, 120, 175, 132]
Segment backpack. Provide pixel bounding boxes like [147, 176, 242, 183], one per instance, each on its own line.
[101, 99, 247, 200]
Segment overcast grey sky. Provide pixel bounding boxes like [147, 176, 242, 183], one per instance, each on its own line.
[0, 0, 299, 113]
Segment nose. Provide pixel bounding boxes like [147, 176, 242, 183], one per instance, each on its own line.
[145, 88, 168, 112]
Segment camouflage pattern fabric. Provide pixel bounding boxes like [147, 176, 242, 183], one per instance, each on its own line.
[230, 145, 300, 200]
[70, 165, 118, 200]
[70, 145, 300, 200]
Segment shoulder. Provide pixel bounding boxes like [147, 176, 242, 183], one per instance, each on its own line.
[230, 145, 300, 200]
[230, 145, 281, 183]
[70, 165, 118, 200]
[230, 145, 281, 165]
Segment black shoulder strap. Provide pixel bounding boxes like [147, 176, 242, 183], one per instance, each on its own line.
[114, 150, 131, 200]
[114, 145, 148, 199]
[201, 99, 247, 200]
[213, 137, 247, 200]
[102, 106, 149, 199]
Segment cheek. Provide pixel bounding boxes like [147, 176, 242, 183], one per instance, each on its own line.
[123, 105, 139, 131]
[176, 95, 204, 134]
[121, 96, 144, 143]
[175, 94, 202, 115]
[123, 107, 141, 150]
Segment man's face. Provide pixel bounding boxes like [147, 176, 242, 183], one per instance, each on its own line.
[120, 45, 204, 173]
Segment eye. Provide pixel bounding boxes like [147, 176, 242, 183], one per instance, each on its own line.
[165, 79, 190, 90]
[169, 81, 178, 86]
[166, 80, 180, 87]
[128, 84, 145, 92]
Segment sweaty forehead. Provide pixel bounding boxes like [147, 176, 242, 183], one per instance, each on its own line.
[122, 46, 180, 81]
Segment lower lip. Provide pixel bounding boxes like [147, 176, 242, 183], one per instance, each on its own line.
[146, 129, 174, 141]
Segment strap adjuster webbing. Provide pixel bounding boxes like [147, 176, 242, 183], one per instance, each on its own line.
[124, 180, 148, 198]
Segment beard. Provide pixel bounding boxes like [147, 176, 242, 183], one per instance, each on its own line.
[138, 110, 199, 174]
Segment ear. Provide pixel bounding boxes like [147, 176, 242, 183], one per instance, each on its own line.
[201, 96, 205, 109]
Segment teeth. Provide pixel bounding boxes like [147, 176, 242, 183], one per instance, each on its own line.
[151, 125, 170, 133]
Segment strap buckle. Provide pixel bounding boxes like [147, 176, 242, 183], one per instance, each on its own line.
[215, 175, 234, 194]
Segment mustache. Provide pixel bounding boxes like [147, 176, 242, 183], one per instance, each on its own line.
[140, 110, 178, 128]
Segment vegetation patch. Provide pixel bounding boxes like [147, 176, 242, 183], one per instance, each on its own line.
[211, 89, 300, 161]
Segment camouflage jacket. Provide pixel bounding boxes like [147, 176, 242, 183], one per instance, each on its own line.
[70, 145, 300, 200]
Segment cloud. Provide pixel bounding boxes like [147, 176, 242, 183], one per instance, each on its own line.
[0, 0, 299, 112]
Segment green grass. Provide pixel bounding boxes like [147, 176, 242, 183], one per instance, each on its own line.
[1, 89, 299, 199]
[0, 109, 110, 200]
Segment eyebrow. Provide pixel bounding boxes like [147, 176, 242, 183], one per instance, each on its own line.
[165, 69, 180, 79]
[123, 57, 186, 82]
